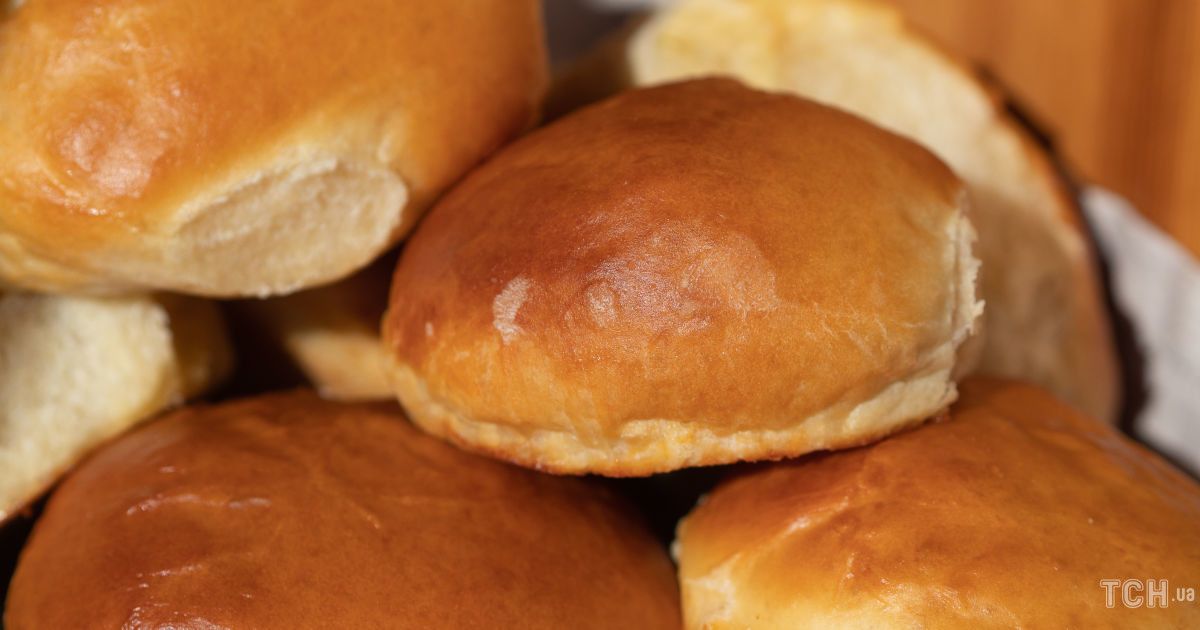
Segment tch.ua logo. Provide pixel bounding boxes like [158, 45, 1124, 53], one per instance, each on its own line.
[1100, 579, 1196, 608]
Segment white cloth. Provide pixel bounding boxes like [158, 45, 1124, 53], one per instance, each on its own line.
[1084, 188, 1200, 473]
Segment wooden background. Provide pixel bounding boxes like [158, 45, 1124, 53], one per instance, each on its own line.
[886, 0, 1200, 257]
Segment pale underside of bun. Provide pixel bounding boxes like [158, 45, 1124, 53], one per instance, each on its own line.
[0, 0, 547, 296]
[674, 379, 1200, 628]
[385, 79, 982, 476]
[0, 155, 409, 297]
[0, 292, 230, 522]
[569, 0, 1118, 422]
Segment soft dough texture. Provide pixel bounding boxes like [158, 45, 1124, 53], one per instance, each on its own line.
[384, 79, 982, 476]
[229, 251, 397, 400]
[556, 0, 1119, 423]
[0, 292, 230, 521]
[0, 0, 546, 296]
[5, 392, 681, 629]
[675, 378, 1200, 629]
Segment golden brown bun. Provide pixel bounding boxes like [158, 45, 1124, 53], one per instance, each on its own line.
[6, 392, 680, 628]
[554, 0, 1119, 423]
[676, 378, 1200, 628]
[0, 0, 546, 296]
[384, 79, 982, 476]
[230, 251, 396, 400]
[0, 292, 230, 522]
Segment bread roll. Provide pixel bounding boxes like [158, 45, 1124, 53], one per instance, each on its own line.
[675, 378, 1200, 628]
[384, 79, 982, 475]
[5, 392, 681, 628]
[0, 0, 546, 296]
[0, 292, 230, 522]
[554, 0, 1120, 423]
[229, 251, 396, 400]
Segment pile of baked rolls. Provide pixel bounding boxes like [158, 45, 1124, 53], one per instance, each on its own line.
[1, 0, 1196, 627]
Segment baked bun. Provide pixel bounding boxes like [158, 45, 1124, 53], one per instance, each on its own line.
[384, 79, 982, 475]
[0, 0, 546, 296]
[0, 292, 230, 521]
[675, 378, 1200, 628]
[230, 251, 396, 400]
[5, 392, 680, 628]
[555, 0, 1119, 423]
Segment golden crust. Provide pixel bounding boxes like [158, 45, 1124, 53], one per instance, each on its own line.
[384, 79, 981, 475]
[676, 378, 1200, 628]
[0, 0, 547, 295]
[560, 0, 1119, 423]
[5, 392, 681, 628]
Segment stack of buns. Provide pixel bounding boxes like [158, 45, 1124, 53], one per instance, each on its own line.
[2, 0, 1196, 627]
[0, 0, 547, 518]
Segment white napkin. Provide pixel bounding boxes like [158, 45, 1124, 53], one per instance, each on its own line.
[1084, 188, 1200, 473]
